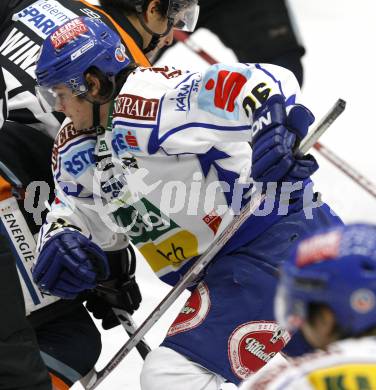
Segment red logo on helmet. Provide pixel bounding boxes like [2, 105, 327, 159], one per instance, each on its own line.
[51, 18, 88, 49]
[296, 230, 341, 267]
[228, 321, 291, 380]
[167, 282, 211, 336]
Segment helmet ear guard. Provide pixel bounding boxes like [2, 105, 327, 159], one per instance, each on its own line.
[275, 224, 376, 336]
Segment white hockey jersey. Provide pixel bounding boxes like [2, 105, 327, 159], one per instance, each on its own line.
[241, 337, 376, 390]
[38, 63, 305, 284]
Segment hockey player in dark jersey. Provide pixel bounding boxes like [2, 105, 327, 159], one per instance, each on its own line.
[156, 0, 305, 85]
[0, 0, 199, 389]
[196, 0, 305, 85]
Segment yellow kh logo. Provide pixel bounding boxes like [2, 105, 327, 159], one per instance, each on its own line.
[140, 230, 198, 272]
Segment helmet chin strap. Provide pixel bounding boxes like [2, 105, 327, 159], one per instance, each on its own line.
[137, 14, 174, 53]
[143, 34, 161, 54]
[84, 77, 117, 133]
[92, 102, 104, 135]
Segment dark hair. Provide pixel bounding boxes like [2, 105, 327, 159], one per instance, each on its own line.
[100, 0, 169, 17]
[306, 303, 329, 325]
[83, 63, 138, 101]
[84, 66, 113, 100]
[306, 303, 376, 339]
[114, 63, 139, 95]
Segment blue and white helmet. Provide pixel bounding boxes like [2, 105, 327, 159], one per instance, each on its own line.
[35, 17, 130, 111]
[275, 224, 376, 336]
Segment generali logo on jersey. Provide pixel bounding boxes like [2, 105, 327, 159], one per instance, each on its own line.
[114, 94, 159, 121]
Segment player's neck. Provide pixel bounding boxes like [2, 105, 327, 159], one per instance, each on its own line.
[99, 102, 111, 129]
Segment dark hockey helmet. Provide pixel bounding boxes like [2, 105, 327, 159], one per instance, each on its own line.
[275, 224, 376, 336]
[35, 17, 130, 111]
[107, 0, 199, 33]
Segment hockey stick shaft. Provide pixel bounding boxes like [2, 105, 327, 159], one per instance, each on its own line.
[94, 244, 153, 359]
[173, 30, 218, 65]
[313, 142, 376, 198]
[84, 98, 346, 390]
[94, 283, 152, 359]
[112, 308, 151, 359]
[79, 308, 151, 387]
[173, 31, 376, 199]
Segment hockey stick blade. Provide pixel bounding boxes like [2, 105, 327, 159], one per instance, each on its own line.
[84, 98, 346, 390]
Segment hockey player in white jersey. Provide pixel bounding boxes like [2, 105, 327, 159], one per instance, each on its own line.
[242, 223, 376, 390]
[32, 17, 342, 389]
[0, 1, 199, 388]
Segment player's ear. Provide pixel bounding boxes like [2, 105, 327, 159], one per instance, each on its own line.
[85, 73, 101, 98]
[145, 0, 161, 21]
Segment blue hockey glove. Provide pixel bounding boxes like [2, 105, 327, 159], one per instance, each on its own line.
[32, 231, 109, 299]
[251, 95, 318, 183]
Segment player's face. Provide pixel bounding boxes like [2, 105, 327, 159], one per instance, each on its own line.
[147, 14, 174, 49]
[53, 85, 93, 130]
[143, 0, 176, 50]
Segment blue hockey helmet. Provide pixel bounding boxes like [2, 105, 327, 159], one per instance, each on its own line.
[275, 224, 376, 336]
[35, 17, 130, 111]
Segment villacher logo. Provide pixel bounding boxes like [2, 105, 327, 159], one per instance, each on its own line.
[228, 321, 291, 380]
